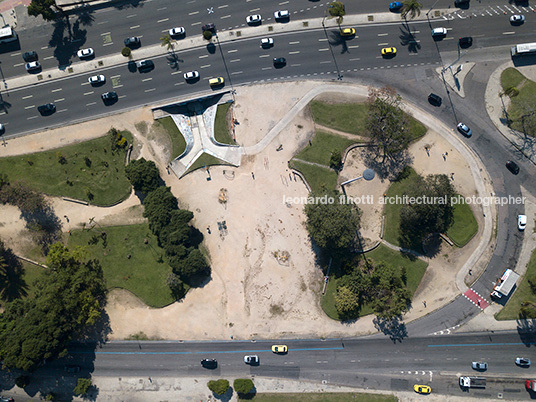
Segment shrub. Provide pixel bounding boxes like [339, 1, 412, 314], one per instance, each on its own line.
[233, 378, 254, 395]
[207, 379, 230, 395]
[121, 47, 131, 57]
[57, 152, 67, 165]
[203, 30, 213, 41]
[84, 156, 92, 168]
[16, 375, 30, 388]
[73, 378, 92, 395]
[504, 86, 519, 97]
[329, 150, 342, 171]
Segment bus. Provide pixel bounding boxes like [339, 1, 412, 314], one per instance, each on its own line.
[0, 27, 17, 44]
[511, 42, 536, 57]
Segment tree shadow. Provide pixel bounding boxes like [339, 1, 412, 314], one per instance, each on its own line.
[373, 316, 408, 343]
[213, 386, 233, 401]
[237, 387, 257, 400]
[361, 147, 413, 181]
[166, 53, 183, 71]
[49, 19, 88, 68]
[517, 318, 536, 346]
[399, 25, 421, 53]
[327, 30, 349, 54]
[77, 9, 96, 27]
[22, 205, 62, 255]
[207, 42, 216, 54]
[0, 242, 28, 302]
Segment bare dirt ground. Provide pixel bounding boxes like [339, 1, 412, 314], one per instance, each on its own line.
[0, 82, 485, 340]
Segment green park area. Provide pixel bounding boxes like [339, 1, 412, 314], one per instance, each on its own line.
[0, 130, 133, 206]
[248, 393, 397, 402]
[214, 102, 237, 145]
[68, 223, 179, 307]
[185, 152, 231, 175]
[321, 244, 428, 320]
[154, 116, 187, 160]
[496, 247, 536, 320]
[501, 67, 536, 137]
[0, 261, 45, 309]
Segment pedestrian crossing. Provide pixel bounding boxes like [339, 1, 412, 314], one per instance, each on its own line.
[445, 3, 536, 20]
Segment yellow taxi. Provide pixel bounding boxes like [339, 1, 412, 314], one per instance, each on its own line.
[381, 47, 397, 56]
[209, 77, 225, 86]
[340, 28, 356, 36]
[413, 384, 431, 394]
[271, 345, 288, 354]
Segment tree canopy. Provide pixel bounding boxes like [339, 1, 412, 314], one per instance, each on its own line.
[401, 0, 423, 20]
[207, 379, 230, 396]
[143, 186, 179, 236]
[233, 378, 254, 395]
[125, 158, 160, 195]
[28, 0, 58, 21]
[328, 1, 346, 25]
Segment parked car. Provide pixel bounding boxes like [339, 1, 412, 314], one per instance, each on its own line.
[506, 160, 520, 175]
[459, 36, 473, 47]
[64, 365, 81, 373]
[169, 27, 185, 37]
[209, 77, 224, 87]
[124, 37, 141, 47]
[472, 361, 488, 370]
[510, 15, 525, 24]
[273, 57, 286, 66]
[271, 345, 287, 353]
[432, 27, 447, 37]
[244, 355, 259, 364]
[88, 74, 105, 85]
[201, 358, 217, 368]
[246, 14, 262, 24]
[136, 59, 154, 72]
[184, 70, 200, 81]
[455, 0, 469, 6]
[457, 122, 472, 137]
[22, 51, 38, 62]
[0, 124, 4, 134]
[37, 103, 55, 115]
[274, 10, 289, 20]
[516, 357, 531, 367]
[261, 37, 274, 47]
[202, 23, 216, 32]
[389, 2, 403, 11]
[77, 48, 94, 58]
[381, 47, 397, 56]
[0, 396, 14, 402]
[25, 61, 41, 71]
[428, 93, 442, 106]
[101, 91, 118, 104]
[340, 28, 356, 36]
[413, 384, 431, 394]
[518, 215, 527, 231]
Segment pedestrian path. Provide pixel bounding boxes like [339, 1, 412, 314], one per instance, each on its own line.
[463, 288, 489, 310]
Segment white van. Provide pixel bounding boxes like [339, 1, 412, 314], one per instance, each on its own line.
[432, 27, 447, 37]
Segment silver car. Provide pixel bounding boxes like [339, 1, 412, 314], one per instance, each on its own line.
[25, 61, 41, 71]
[77, 48, 94, 58]
[244, 355, 259, 364]
[88, 74, 105, 85]
[472, 361, 488, 370]
[246, 14, 262, 24]
[169, 27, 185, 37]
[261, 37, 274, 47]
[510, 15, 525, 24]
[183, 71, 199, 81]
[516, 357, 531, 367]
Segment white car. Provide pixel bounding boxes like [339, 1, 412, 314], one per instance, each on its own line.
[244, 355, 259, 364]
[431, 27, 447, 37]
[246, 14, 262, 24]
[518, 214, 527, 231]
[510, 15, 525, 24]
[184, 71, 199, 80]
[25, 61, 41, 71]
[516, 357, 531, 367]
[472, 361, 488, 370]
[169, 27, 185, 37]
[261, 37, 274, 47]
[88, 75, 105, 85]
[0, 123, 4, 134]
[77, 48, 94, 58]
[274, 10, 290, 20]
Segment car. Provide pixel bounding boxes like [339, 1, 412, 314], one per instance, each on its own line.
[201, 358, 217, 368]
[516, 357, 531, 367]
[77, 48, 94, 58]
[101, 91, 118, 103]
[459, 36, 473, 47]
[244, 355, 259, 364]
[169, 27, 185, 37]
[64, 365, 81, 373]
[273, 57, 286, 66]
[413, 384, 431, 394]
[22, 51, 38, 62]
[506, 160, 520, 175]
[202, 23, 216, 32]
[381, 47, 397, 56]
[0, 124, 4, 134]
[37, 103, 55, 115]
[88, 74, 105, 85]
[261, 37, 274, 47]
[457, 122, 472, 137]
[124, 37, 141, 47]
[340, 28, 356, 36]
[136, 59, 154, 72]
[389, 2, 403, 11]
[25, 61, 40, 71]
[209, 77, 224, 86]
[455, 0, 469, 6]
[472, 361, 488, 370]
[274, 10, 290, 20]
[0, 397, 14, 402]
[518, 214, 527, 231]
[246, 14, 262, 24]
[184, 70, 200, 81]
[271, 345, 288, 353]
[510, 15, 525, 24]
[432, 27, 447, 37]
[428, 93, 442, 106]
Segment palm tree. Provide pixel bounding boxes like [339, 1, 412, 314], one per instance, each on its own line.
[160, 34, 174, 52]
[327, 1, 346, 26]
[401, 0, 423, 21]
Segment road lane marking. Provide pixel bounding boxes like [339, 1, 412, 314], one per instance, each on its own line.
[144, 88, 156, 92]
[171, 71, 182, 75]
[261, 67, 271, 70]
[318, 48, 329, 51]
[250, 8, 260, 12]
[378, 43, 388, 46]
[157, 7, 167, 11]
[189, 11, 199, 15]
[51, 88, 62, 92]
[503, 31, 516, 35]
[57, 109, 67, 113]
[13, 62, 24, 67]
[174, 82, 184, 86]
[320, 60, 331, 64]
[231, 71, 243, 75]
[142, 78, 152, 82]
[218, 4, 229, 8]
[200, 64, 211, 68]
[221, 15, 231, 19]
[126, 14, 136, 18]
[349, 58, 360, 61]
[157, 18, 169, 23]
[228, 49, 238, 53]
[44, 56, 54, 60]
[24, 105, 35, 109]
[84, 91, 94, 95]
[86, 102, 97, 106]
[230, 59, 240, 62]
[199, 55, 209, 58]
[54, 98, 65, 102]
[22, 95, 33, 99]
[378, 33, 388, 36]
[130, 25, 140, 29]
[259, 54, 269, 58]
[318, 38, 327, 41]
[27, 116, 38, 120]
[348, 45, 359, 49]
[289, 41, 300, 44]
[289, 51, 300, 54]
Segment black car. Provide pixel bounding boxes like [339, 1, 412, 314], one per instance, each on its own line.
[454, 0, 469, 6]
[459, 36, 473, 48]
[506, 160, 520, 175]
[22, 51, 38, 62]
[201, 358, 217, 369]
[136, 59, 154, 72]
[124, 37, 141, 48]
[428, 93, 442, 107]
[202, 23, 216, 32]
[37, 103, 56, 115]
[101, 91, 118, 104]
[273, 57, 286, 66]
[64, 365, 81, 373]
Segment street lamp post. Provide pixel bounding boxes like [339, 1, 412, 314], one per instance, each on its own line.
[321, 8, 343, 81]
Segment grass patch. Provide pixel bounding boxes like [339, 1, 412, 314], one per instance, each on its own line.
[288, 160, 338, 193]
[309, 101, 369, 136]
[407, 115, 427, 141]
[155, 116, 187, 160]
[320, 275, 341, 320]
[214, 103, 236, 145]
[501, 67, 526, 90]
[247, 392, 397, 402]
[0, 132, 132, 206]
[496, 248, 536, 320]
[294, 130, 359, 166]
[185, 152, 232, 175]
[508, 79, 536, 136]
[0, 262, 45, 308]
[68, 223, 179, 308]
[446, 202, 478, 247]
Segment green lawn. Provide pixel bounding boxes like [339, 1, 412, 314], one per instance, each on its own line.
[155, 116, 187, 160]
[214, 102, 236, 145]
[321, 244, 428, 321]
[500, 68, 536, 136]
[247, 393, 397, 402]
[501, 67, 526, 90]
[446, 202, 478, 247]
[0, 262, 45, 308]
[294, 131, 359, 166]
[0, 132, 133, 206]
[185, 152, 232, 175]
[68, 223, 178, 308]
[288, 160, 338, 193]
[496, 248, 536, 320]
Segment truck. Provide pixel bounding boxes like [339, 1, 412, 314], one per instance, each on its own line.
[459, 376, 486, 388]
[491, 269, 520, 299]
[526, 379, 536, 391]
